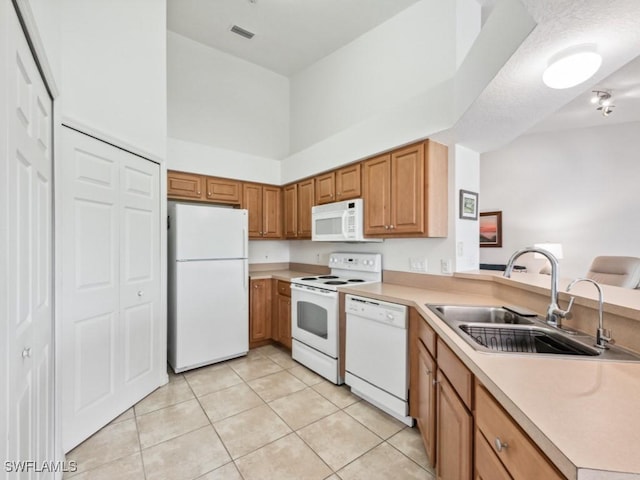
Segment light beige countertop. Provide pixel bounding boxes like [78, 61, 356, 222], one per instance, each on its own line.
[248, 269, 313, 281]
[339, 279, 640, 480]
[247, 269, 640, 478]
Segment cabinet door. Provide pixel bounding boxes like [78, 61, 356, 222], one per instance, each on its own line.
[391, 143, 425, 234]
[315, 172, 336, 205]
[283, 183, 298, 238]
[474, 430, 512, 480]
[277, 294, 292, 349]
[250, 279, 271, 346]
[206, 176, 241, 204]
[167, 170, 205, 200]
[262, 186, 282, 238]
[297, 179, 315, 238]
[242, 183, 263, 239]
[436, 372, 473, 480]
[336, 163, 361, 201]
[362, 154, 391, 235]
[417, 341, 437, 464]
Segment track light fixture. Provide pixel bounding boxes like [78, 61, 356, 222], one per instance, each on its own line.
[591, 90, 615, 117]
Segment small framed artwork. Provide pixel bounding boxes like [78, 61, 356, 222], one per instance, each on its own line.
[479, 211, 503, 248]
[459, 190, 478, 220]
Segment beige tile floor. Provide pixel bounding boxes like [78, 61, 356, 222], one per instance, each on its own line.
[65, 345, 436, 480]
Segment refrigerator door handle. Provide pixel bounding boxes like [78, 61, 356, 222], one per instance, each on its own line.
[243, 261, 247, 290]
[243, 228, 247, 258]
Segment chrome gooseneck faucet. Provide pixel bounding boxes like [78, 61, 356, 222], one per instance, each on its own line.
[504, 246, 574, 327]
[567, 278, 611, 349]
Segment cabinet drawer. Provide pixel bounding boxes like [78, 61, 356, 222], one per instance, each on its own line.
[475, 385, 564, 480]
[416, 312, 436, 357]
[475, 429, 512, 480]
[277, 280, 290, 297]
[437, 338, 473, 409]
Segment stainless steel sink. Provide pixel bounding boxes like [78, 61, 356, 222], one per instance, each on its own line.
[427, 304, 640, 362]
[431, 305, 535, 325]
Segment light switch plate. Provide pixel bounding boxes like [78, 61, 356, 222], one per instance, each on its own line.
[410, 257, 428, 272]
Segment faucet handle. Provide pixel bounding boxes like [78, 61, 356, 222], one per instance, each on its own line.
[596, 328, 612, 349]
[563, 296, 575, 319]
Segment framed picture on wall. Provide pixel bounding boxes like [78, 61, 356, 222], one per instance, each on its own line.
[479, 211, 502, 247]
[459, 190, 478, 220]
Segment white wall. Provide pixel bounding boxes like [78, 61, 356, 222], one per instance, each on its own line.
[22, 0, 61, 92]
[248, 241, 290, 264]
[453, 144, 480, 271]
[289, 238, 453, 275]
[167, 31, 290, 160]
[456, 0, 481, 68]
[60, 0, 167, 159]
[289, 0, 456, 158]
[167, 137, 281, 185]
[479, 121, 640, 279]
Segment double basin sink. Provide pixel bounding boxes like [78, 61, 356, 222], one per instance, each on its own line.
[427, 304, 640, 362]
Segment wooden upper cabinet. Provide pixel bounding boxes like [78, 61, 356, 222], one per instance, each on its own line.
[297, 179, 315, 238]
[205, 177, 241, 204]
[315, 163, 361, 205]
[242, 183, 282, 239]
[362, 140, 447, 238]
[392, 143, 425, 234]
[315, 172, 336, 205]
[283, 183, 298, 238]
[262, 186, 282, 238]
[362, 154, 392, 235]
[242, 183, 263, 238]
[167, 171, 205, 200]
[335, 163, 361, 201]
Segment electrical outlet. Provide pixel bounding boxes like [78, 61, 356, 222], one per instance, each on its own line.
[410, 257, 428, 272]
[441, 259, 452, 274]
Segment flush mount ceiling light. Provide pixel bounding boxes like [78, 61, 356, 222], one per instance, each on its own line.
[542, 45, 602, 89]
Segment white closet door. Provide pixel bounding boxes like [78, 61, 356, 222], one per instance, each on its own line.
[119, 152, 162, 402]
[61, 127, 162, 451]
[5, 6, 54, 478]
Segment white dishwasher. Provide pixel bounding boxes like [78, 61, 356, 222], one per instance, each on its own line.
[345, 294, 412, 426]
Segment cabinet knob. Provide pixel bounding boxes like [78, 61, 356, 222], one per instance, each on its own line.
[137, 290, 144, 297]
[432, 379, 439, 386]
[254, 284, 259, 288]
[197, 190, 201, 195]
[22, 347, 32, 359]
[494, 437, 508, 452]
[390, 225, 395, 229]
[330, 193, 333, 197]
[384, 225, 390, 230]
[207, 191, 212, 196]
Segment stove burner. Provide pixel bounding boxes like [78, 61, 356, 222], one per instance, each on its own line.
[318, 275, 339, 279]
[301, 277, 318, 281]
[348, 279, 365, 283]
[324, 280, 348, 285]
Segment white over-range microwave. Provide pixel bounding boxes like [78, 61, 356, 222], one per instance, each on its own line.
[311, 199, 382, 242]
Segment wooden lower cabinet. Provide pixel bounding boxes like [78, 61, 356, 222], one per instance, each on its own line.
[271, 280, 291, 349]
[436, 371, 473, 480]
[249, 279, 271, 348]
[475, 384, 565, 480]
[474, 430, 511, 480]
[410, 309, 437, 464]
[416, 340, 437, 462]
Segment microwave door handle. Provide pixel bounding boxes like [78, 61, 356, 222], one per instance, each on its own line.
[342, 211, 349, 236]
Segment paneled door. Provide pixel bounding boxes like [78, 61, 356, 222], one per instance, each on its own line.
[60, 127, 163, 451]
[4, 5, 54, 477]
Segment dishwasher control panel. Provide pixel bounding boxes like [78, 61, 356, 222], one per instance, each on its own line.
[345, 295, 408, 329]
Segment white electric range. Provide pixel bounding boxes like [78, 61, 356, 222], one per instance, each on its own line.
[290, 252, 382, 384]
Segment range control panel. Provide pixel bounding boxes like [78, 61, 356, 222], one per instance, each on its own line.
[329, 253, 382, 273]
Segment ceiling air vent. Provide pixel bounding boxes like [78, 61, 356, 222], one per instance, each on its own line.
[230, 25, 255, 39]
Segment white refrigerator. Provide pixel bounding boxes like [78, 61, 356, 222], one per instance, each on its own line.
[168, 202, 249, 372]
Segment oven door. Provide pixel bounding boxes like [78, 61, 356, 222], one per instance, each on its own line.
[291, 283, 339, 357]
